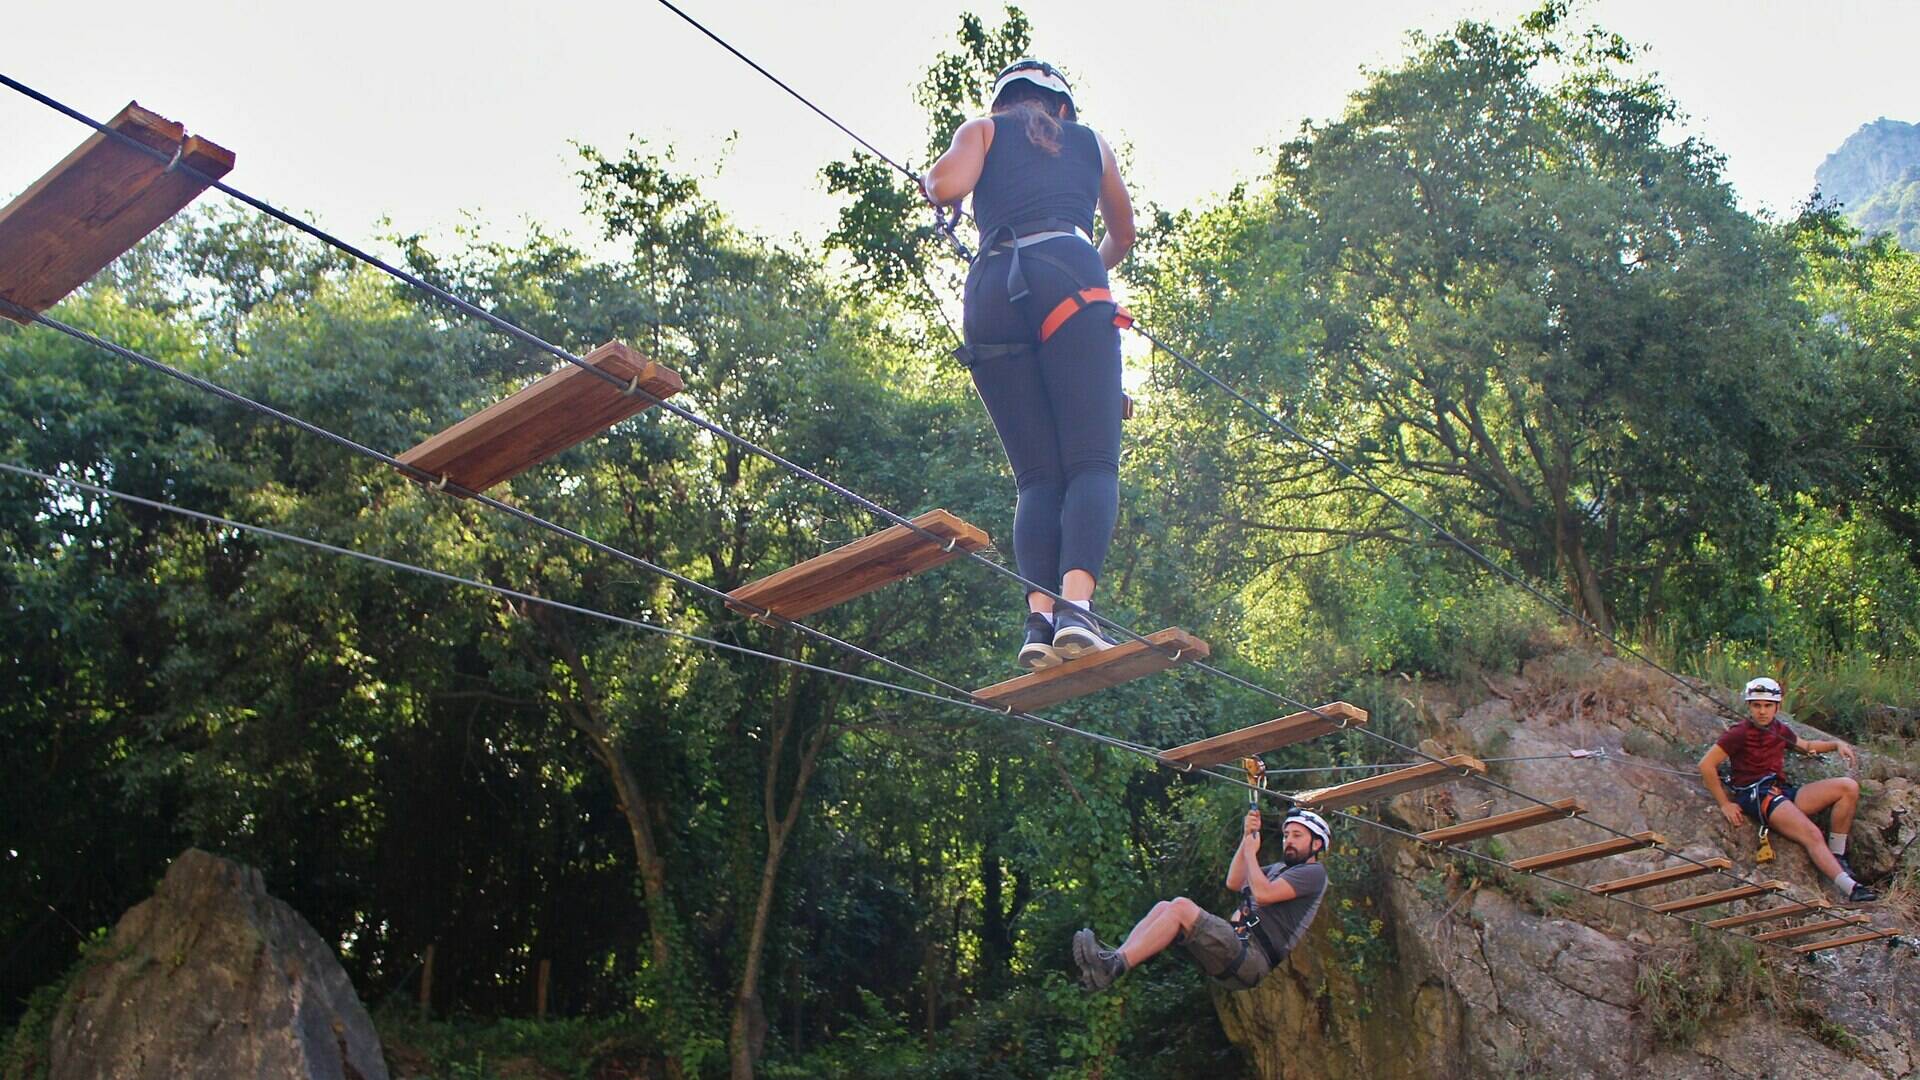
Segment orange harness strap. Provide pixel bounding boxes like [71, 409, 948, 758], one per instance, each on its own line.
[1037, 288, 1134, 343]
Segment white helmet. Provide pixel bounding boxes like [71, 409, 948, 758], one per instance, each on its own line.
[1283, 809, 1332, 853]
[1743, 677, 1783, 703]
[990, 59, 1076, 115]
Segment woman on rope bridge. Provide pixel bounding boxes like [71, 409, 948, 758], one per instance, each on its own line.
[921, 59, 1137, 670]
[1071, 808, 1331, 992]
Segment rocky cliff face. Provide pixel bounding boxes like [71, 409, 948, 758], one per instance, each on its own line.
[1816, 118, 1920, 250]
[47, 848, 388, 1080]
[1215, 652, 1920, 1079]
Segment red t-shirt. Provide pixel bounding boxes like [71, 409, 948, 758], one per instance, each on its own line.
[1715, 719, 1797, 786]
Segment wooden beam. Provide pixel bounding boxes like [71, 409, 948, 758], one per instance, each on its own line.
[971, 628, 1209, 714]
[396, 341, 683, 493]
[1793, 929, 1895, 954]
[1591, 857, 1732, 895]
[1159, 703, 1371, 769]
[0, 102, 234, 322]
[1647, 881, 1786, 914]
[1510, 831, 1664, 872]
[1749, 914, 1872, 944]
[1292, 755, 1487, 810]
[726, 509, 990, 621]
[1417, 798, 1581, 845]
[1705, 899, 1831, 930]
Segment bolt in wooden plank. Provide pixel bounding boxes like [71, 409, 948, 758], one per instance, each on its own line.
[726, 509, 990, 621]
[1749, 914, 1872, 944]
[1292, 755, 1488, 810]
[1705, 899, 1831, 930]
[1159, 702, 1371, 769]
[1793, 929, 1895, 954]
[1510, 831, 1664, 872]
[0, 102, 235, 322]
[971, 628, 1209, 714]
[1417, 798, 1582, 845]
[396, 341, 683, 493]
[1591, 857, 1732, 895]
[1648, 880, 1786, 914]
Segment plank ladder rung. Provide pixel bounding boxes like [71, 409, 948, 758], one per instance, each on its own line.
[1705, 899, 1831, 929]
[971, 628, 1209, 714]
[725, 509, 990, 621]
[396, 341, 683, 493]
[0, 102, 234, 322]
[1510, 831, 1664, 872]
[1793, 929, 1896, 954]
[1749, 914, 1872, 944]
[1417, 798, 1581, 845]
[1648, 880, 1787, 914]
[1292, 754, 1488, 809]
[1591, 857, 1732, 895]
[1159, 702, 1370, 769]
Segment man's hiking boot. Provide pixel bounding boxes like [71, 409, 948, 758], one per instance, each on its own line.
[1052, 605, 1112, 660]
[1846, 881, 1879, 904]
[1019, 613, 1061, 671]
[1072, 928, 1126, 991]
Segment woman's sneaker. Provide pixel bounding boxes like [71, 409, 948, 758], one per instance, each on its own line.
[1019, 613, 1061, 671]
[1052, 605, 1112, 660]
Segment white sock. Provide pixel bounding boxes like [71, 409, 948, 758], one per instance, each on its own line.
[1829, 832, 1848, 856]
[1063, 598, 1090, 611]
[1834, 872, 1858, 894]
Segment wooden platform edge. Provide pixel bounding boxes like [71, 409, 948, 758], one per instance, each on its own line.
[1705, 899, 1831, 930]
[970, 627, 1210, 713]
[1509, 831, 1664, 872]
[1793, 929, 1897, 954]
[1159, 702, 1370, 768]
[1647, 880, 1787, 914]
[1590, 857, 1733, 895]
[1416, 798, 1582, 845]
[1, 102, 235, 322]
[725, 509, 991, 621]
[1292, 754, 1488, 809]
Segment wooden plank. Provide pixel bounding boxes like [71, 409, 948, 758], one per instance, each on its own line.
[726, 509, 990, 621]
[0, 102, 234, 321]
[1417, 798, 1582, 845]
[1793, 929, 1895, 954]
[1292, 755, 1488, 810]
[1591, 857, 1732, 896]
[1705, 899, 1831, 930]
[1749, 914, 1872, 944]
[396, 341, 683, 492]
[971, 628, 1209, 714]
[1159, 702, 1370, 769]
[1511, 831, 1664, 872]
[1648, 880, 1786, 914]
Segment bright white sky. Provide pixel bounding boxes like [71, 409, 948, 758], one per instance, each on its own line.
[4, 1, 1916, 257]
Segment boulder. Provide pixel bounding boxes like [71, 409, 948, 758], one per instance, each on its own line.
[48, 848, 388, 1080]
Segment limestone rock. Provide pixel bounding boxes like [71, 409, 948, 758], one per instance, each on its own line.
[48, 848, 388, 1080]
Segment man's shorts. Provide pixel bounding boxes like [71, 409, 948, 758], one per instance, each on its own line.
[1733, 776, 1800, 824]
[1178, 910, 1273, 990]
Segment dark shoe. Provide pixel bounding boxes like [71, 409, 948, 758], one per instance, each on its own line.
[1847, 882, 1879, 904]
[1072, 928, 1126, 991]
[1835, 853, 1855, 880]
[1019, 613, 1062, 671]
[1052, 605, 1112, 660]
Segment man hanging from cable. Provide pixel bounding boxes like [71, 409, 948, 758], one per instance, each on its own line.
[1072, 780, 1331, 992]
[1698, 676, 1876, 903]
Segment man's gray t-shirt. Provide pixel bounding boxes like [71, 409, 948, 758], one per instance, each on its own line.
[1254, 862, 1328, 959]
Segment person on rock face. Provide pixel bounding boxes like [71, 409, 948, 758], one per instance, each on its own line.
[1698, 676, 1876, 903]
[921, 59, 1136, 671]
[1071, 808, 1331, 991]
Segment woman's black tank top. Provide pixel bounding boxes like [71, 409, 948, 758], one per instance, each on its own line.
[971, 115, 1102, 241]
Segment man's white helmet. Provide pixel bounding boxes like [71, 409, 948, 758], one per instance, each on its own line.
[1283, 809, 1332, 852]
[1744, 677, 1784, 703]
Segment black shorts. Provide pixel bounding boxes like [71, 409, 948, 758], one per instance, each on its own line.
[1733, 777, 1799, 824]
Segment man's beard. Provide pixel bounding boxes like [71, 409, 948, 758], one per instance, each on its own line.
[1281, 848, 1307, 867]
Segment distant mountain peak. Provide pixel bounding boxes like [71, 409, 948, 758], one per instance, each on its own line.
[1815, 117, 1920, 250]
